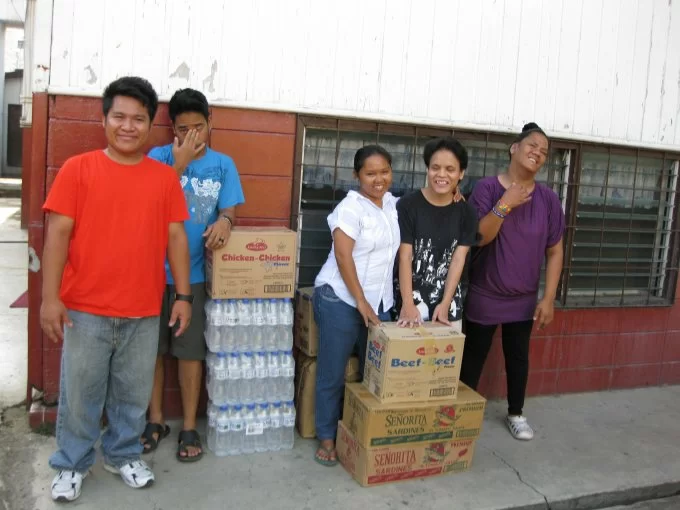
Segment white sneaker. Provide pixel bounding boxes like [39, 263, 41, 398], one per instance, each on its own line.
[51, 470, 87, 502]
[104, 460, 155, 489]
[506, 415, 535, 441]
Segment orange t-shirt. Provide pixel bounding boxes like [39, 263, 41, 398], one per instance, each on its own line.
[43, 150, 189, 318]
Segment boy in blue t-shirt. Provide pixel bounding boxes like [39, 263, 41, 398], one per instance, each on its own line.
[142, 88, 245, 462]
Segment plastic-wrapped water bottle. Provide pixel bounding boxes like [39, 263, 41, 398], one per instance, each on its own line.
[242, 404, 258, 454]
[267, 350, 281, 403]
[237, 299, 252, 326]
[279, 350, 295, 378]
[281, 400, 296, 450]
[225, 299, 238, 326]
[262, 325, 277, 352]
[279, 374, 294, 402]
[253, 351, 268, 404]
[207, 401, 218, 453]
[255, 403, 270, 453]
[268, 401, 282, 451]
[227, 352, 242, 405]
[228, 405, 244, 456]
[277, 326, 294, 351]
[210, 353, 229, 405]
[215, 405, 230, 457]
[253, 299, 266, 326]
[241, 352, 256, 404]
[221, 325, 236, 353]
[251, 326, 264, 352]
[279, 298, 294, 326]
[265, 299, 279, 325]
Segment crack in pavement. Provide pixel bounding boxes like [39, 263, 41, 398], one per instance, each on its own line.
[483, 445, 552, 509]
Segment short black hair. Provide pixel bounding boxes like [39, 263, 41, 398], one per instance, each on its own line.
[354, 144, 392, 173]
[168, 88, 210, 124]
[423, 137, 468, 170]
[102, 77, 158, 121]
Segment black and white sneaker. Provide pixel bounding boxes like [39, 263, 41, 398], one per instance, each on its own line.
[104, 460, 155, 489]
[51, 470, 87, 502]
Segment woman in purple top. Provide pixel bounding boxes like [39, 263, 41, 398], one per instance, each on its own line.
[460, 123, 565, 441]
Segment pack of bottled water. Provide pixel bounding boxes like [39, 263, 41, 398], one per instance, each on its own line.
[207, 400, 296, 456]
[204, 298, 296, 455]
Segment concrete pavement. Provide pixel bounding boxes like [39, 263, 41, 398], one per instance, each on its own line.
[0, 197, 28, 411]
[0, 385, 678, 510]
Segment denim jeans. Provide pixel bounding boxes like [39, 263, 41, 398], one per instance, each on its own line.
[49, 310, 159, 473]
[313, 284, 391, 441]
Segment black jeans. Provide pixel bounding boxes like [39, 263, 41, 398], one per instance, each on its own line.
[460, 319, 534, 416]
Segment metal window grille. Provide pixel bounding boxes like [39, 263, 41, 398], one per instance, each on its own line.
[566, 150, 680, 306]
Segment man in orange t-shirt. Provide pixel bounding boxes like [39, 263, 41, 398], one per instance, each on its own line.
[41, 77, 192, 503]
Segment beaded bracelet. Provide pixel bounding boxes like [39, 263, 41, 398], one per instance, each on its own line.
[491, 206, 506, 219]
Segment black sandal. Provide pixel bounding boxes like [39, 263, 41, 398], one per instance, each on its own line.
[141, 423, 170, 454]
[177, 429, 204, 463]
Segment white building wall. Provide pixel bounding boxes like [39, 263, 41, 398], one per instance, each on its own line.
[45, 0, 680, 150]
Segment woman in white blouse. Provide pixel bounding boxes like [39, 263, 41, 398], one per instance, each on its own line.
[313, 145, 400, 466]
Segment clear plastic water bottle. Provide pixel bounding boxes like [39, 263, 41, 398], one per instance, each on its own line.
[281, 400, 296, 450]
[268, 401, 282, 451]
[279, 298, 294, 326]
[210, 352, 229, 405]
[220, 325, 236, 353]
[237, 325, 254, 353]
[207, 401, 218, 453]
[253, 351, 268, 404]
[277, 326, 294, 351]
[251, 326, 264, 352]
[267, 351, 281, 402]
[279, 374, 294, 402]
[225, 299, 238, 326]
[237, 299, 252, 326]
[255, 403, 270, 453]
[265, 299, 279, 325]
[242, 404, 258, 454]
[280, 350, 295, 378]
[227, 352, 242, 405]
[253, 299, 266, 326]
[228, 405, 244, 456]
[240, 352, 256, 404]
[263, 325, 277, 352]
[215, 405, 230, 457]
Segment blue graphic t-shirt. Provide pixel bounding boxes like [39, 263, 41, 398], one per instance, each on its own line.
[148, 145, 245, 284]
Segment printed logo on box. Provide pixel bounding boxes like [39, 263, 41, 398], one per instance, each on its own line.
[246, 238, 268, 251]
[367, 340, 384, 370]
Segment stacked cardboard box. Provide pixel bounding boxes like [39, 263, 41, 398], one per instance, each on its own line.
[206, 227, 297, 299]
[336, 323, 486, 487]
[292, 287, 362, 437]
[294, 351, 360, 438]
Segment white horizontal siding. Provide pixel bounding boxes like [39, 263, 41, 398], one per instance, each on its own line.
[46, 0, 680, 150]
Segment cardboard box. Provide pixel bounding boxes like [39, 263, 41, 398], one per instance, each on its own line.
[205, 227, 297, 299]
[364, 323, 466, 403]
[342, 382, 485, 447]
[294, 352, 361, 438]
[336, 421, 475, 487]
[294, 287, 319, 356]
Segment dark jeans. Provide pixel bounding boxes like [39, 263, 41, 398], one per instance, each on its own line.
[459, 319, 533, 416]
[313, 284, 392, 441]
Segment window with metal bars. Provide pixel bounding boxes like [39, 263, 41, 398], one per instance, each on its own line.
[566, 149, 679, 306]
[292, 118, 680, 308]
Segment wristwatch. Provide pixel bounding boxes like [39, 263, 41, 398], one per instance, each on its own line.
[175, 293, 194, 304]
